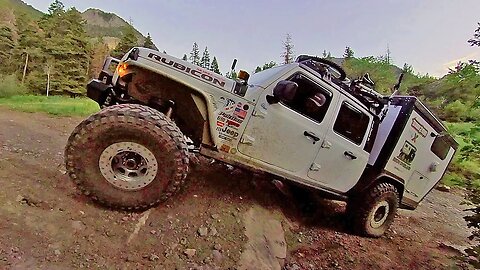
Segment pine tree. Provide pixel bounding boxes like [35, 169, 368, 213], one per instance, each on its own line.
[226, 71, 237, 79]
[37, 3, 90, 95]
[182, 54, 188, 61]
[112, 25, 138, 58]
[402, 63, 414, 74]
[378, 45, 392, 65]
[468, 23, 480, 46]
[255, 61, 276, 73]
[210, 56, 220, 74]
[281, 33, 294, 64]
[189, 42, 200, 65]
[344, 46, 354, 59]
[143, 33, 157, 50]
[0, 25, 15, 74]
[385, 44, 392, 65]
[262, 61, 276, 70]
[47, 0, 64, 16]
[200, 47, 211, 69]
[14, 14, 45, 87]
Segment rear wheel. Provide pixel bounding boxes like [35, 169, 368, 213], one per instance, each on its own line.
[65, 104, 189, 210]
[347, 183, 399, 237]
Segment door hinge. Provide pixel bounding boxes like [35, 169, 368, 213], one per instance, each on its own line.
[252, 109, 266, 118]
[405, 189, 418, 197]
[321, 140, 332, 149]
[240, 135, 255, 145]
[310, 163, 321, 171]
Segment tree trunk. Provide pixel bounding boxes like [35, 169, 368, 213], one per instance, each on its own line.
[22, 53, 29, 84]
[46, 71, 50, 97]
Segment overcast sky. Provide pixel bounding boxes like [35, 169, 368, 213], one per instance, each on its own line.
[24, 0, 480, 77]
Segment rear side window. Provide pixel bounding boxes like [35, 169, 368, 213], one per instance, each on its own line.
[431, 136, 450, 160]
[333, 102, 370, 145]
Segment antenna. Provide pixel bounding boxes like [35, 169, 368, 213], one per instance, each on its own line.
[231, 59, 237, 71]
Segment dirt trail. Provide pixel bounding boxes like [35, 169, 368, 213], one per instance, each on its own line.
[0, 107, 473, 269]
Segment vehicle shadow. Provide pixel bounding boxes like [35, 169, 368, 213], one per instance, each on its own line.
[66, 156, 352, 234]
[185, 158, 352, 234]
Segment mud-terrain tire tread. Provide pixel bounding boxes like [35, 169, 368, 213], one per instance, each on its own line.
[65, 104, 189, 210]
[347, 182, 399, 238]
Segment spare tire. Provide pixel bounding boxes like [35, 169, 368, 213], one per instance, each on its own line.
[296, 55, 347, 81]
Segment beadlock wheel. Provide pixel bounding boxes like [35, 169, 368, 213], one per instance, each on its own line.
[347, 182, 399, 237]
[65, 104, 189, 210]
[370, 201, 390, 229]
[99, 142, 158, 191]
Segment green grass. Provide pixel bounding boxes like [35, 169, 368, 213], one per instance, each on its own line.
[0, 95, 100, 117]
[442, 122, 480, 188]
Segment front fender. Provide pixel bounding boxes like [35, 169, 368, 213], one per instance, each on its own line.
[86, 79, 111, 105]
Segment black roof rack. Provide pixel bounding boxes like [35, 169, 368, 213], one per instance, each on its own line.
[296, 55, 390, 118]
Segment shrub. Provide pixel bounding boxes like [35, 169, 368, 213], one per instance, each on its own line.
[443, 100, 469, 122]
[0, 74, 27, 98]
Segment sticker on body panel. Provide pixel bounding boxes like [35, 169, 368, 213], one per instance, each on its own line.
[220, 144, 231, 153]
[216, 113, 242, 129]
[217, 126, 240, 140]
[393, 140, 417, 170]
[234, 107, 247, 119]
[219, 97, 236, 112]
[411, 117, 428, 137]
[216, 97, 251, 142]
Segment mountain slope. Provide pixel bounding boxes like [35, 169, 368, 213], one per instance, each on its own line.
[0, 1, 147, 43]
[0, 0, 42, 19]
[81, 8, 145, 43]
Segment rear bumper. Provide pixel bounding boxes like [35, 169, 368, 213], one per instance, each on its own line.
[86, 79, 111, 104]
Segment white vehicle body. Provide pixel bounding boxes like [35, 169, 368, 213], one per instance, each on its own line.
[368, 98, 456, 207]
[88, 47, 457, 210]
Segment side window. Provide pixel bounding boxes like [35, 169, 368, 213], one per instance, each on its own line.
[431, 136, 450, 160]
[333, 102, 370, 145]
[281, 74, 332, 123]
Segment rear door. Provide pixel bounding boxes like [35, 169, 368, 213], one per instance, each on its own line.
[307, 98, 373, 192]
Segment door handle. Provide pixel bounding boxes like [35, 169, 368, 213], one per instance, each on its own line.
[303, 131, 320, 144]
[344, 151, 357, 160]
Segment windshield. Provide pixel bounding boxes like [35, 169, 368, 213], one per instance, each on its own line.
[248, 65, 295, 88]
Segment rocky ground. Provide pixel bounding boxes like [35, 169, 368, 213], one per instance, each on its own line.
[0, 107, 474, 269]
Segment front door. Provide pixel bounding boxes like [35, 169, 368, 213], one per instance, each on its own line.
[307, 99, 373, 192]
[238, 73, 338, 172]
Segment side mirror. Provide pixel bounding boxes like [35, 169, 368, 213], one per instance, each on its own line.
[266, 80, 298, 104]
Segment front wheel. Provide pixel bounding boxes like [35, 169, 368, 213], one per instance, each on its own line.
[65, 104, 189, 210]
[347, 183, 399, 237]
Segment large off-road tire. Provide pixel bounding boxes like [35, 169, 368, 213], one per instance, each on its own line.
[65, 104, 189, 210]
[347, 183, 399, 237]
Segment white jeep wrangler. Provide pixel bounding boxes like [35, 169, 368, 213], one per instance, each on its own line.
[65, 48, 457, 237]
